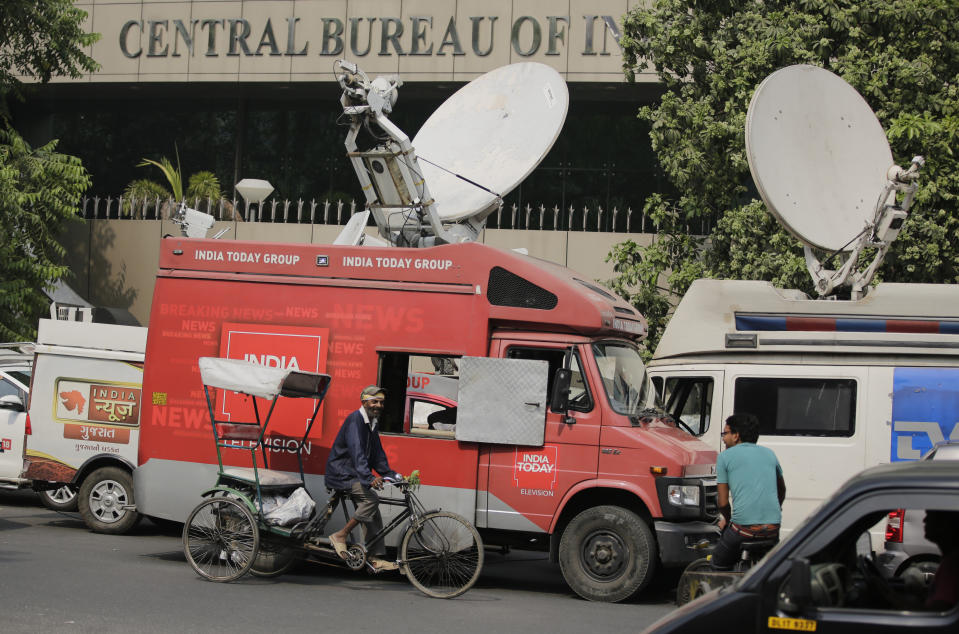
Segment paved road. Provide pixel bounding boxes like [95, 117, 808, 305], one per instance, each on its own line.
[0, 490, 676, 633]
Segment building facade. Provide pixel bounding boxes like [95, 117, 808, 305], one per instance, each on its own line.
[16, 0, 664, 230]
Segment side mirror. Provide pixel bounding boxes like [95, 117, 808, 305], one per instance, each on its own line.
[549, 369, 572, 414]
[778, 557, 812, 614]
[0, 395, 24, 412]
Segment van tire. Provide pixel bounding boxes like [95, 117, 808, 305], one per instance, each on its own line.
[78, 467, 141, 534]
[40, 486, 78, 512]
[558, 505, 656, 602]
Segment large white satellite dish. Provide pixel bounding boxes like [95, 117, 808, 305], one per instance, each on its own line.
[746, 65, 892, 252]
[745, 65, 923, 298]
[412, 63, 569, 223]
[335, 60, 568, 246]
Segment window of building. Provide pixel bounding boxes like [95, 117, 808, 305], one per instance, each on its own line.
[733, 377, 856, 437]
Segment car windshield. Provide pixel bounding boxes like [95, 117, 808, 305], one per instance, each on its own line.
[592, 341, 652, 416]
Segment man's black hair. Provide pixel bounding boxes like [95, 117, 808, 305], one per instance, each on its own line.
[726, 413, 760, 443]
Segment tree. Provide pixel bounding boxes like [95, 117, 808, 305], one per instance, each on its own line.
[0, 129, 92, 340]
[613, 0, 959, 357]
[0, 0, 99, 339]
[0, 0, 99, 117]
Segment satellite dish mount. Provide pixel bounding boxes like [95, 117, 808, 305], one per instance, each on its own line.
[334, 59, 568, 248]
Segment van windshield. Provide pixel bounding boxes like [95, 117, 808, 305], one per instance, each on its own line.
[592, 342, 652, 416]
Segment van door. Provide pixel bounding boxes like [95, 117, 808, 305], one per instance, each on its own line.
[480, 341, 600, 533]
[723, 365, 868, 534]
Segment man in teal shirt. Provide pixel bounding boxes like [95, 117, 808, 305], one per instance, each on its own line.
[712, 413, 786, 569]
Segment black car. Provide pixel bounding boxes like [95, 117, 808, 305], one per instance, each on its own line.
[644, 460, 959, 633]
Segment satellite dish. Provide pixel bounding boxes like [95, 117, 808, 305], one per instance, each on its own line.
[412, 63, 569, 223]
[746, 65, 892, 252]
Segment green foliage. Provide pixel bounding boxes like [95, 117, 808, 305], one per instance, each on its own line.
[129, 156, 226, 217]
[187, 171, 222, 201]
[614, 0, 959, 353]
[122, 178, 171, 217]
[0, 0, 99, 117]
[138, 154, 183, 200]
[0, 128, 90, 340]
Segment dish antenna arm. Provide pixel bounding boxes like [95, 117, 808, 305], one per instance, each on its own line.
[803, 155, 924, 299]
[335, 59, 497, 247]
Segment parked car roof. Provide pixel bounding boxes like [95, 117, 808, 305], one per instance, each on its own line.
[923, 440, 959, 461]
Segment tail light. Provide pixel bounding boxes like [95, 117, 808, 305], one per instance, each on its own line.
[25, 413, 31, 435]
[885, 509, 905, 543]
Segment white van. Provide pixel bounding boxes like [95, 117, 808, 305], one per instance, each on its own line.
[22, 319, 147, 533]
[648, 278, 959, 535]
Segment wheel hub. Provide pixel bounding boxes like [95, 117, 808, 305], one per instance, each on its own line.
[582, 531, 627, 579]
[90, 480, 127, 523]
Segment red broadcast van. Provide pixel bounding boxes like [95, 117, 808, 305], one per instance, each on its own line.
[135, 237, 718, 602]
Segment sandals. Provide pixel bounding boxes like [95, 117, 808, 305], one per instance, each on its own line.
[368, 557, 399, 572]
[329, 534, 349, 559]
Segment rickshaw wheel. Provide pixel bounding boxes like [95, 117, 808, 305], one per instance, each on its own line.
[401, 511, 484, 599]
[251, 537, 301, 578]
[183, 497, 260, 582]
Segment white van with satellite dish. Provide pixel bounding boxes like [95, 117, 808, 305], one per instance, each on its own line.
[646, 65, 954, 536]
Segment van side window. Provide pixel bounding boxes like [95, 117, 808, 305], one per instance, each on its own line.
[663, 377, 713, 436]
[506, 347, 592, 412]
[734, 377, 856, 437]
[377, 352, 459, 438]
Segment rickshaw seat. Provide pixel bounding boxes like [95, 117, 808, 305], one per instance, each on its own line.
[220, 467, 303, 487]
[216, 422, 262, 442]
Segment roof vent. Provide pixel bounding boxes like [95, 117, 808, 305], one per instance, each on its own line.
[487, 267, 558, 310]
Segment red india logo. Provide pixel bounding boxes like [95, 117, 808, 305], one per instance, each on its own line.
[513, 446, 559, 490]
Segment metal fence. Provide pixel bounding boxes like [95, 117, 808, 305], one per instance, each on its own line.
[78, 195, 712, 235]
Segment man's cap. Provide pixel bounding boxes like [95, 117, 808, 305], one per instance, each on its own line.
[360, 385, 387, 401]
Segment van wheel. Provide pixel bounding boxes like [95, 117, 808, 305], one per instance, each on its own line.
[78, 467, 141, 534]
[40, 486, 78, 512]
[558, 505, 656, 602]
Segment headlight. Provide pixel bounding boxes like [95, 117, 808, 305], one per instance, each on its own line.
[667, 484, 700, 507]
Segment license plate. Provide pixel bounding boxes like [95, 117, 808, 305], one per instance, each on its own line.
[767, 616, 817, 631]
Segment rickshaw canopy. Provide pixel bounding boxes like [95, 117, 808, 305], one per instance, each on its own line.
[198, 357, 331, 400]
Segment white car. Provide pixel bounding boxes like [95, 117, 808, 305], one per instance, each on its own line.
[0, 344, 33, 489]
[0, 343, 77, 511]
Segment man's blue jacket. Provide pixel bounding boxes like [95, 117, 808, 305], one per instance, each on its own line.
[324, 409, 394, 490]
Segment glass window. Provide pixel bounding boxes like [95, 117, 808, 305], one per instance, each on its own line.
[786, 504, 959, 613]
[506, 346, 592, 412]
[592, 341, 650, 416]
[734, 377, 856, 437]
[0, 378, 22, 400]
[664, 377, 713, 436]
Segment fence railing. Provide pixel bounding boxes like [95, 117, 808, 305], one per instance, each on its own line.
[78, 195, 713, 235]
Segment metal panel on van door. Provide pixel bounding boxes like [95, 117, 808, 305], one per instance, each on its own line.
[455, 356, 548, 446]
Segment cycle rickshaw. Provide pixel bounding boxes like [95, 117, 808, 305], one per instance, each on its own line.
[182, 357, 484, 598]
